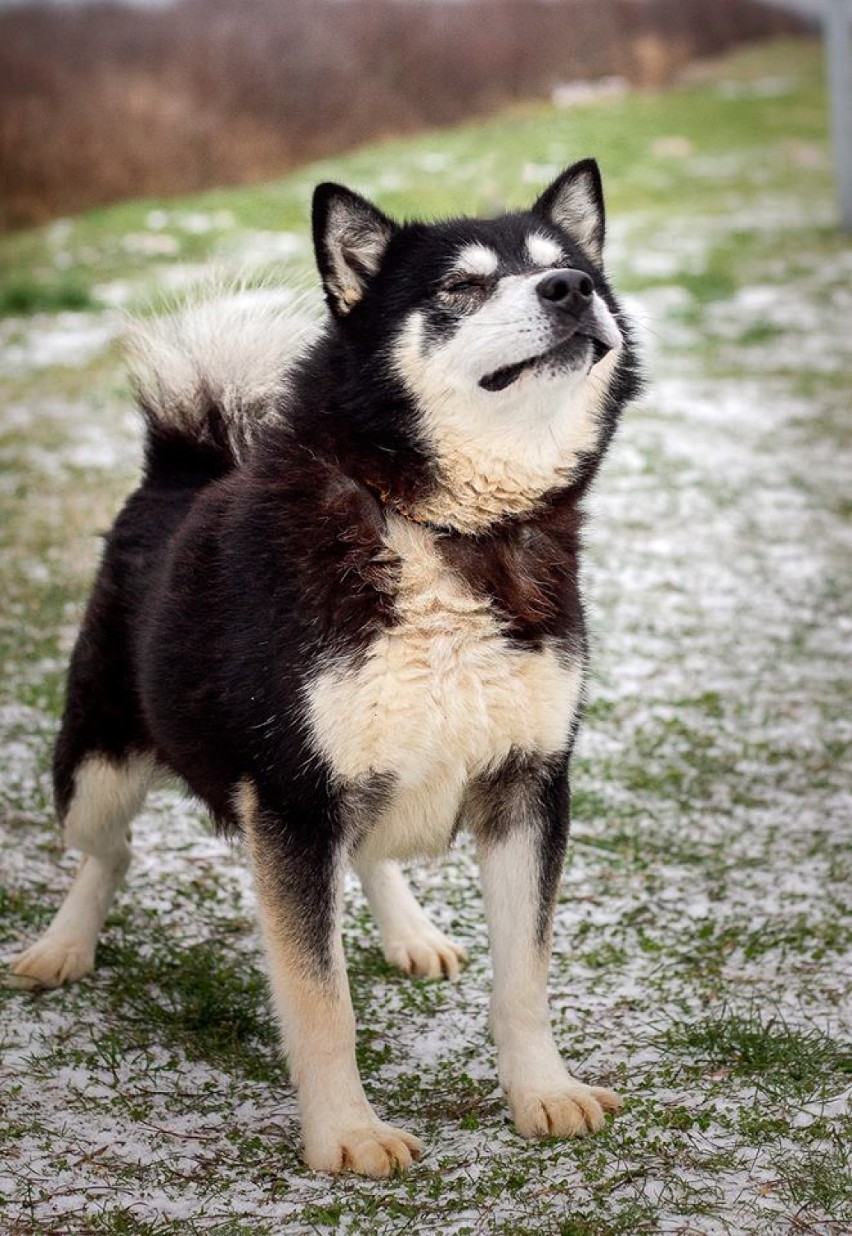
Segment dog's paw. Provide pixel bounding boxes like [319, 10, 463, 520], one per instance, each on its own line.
[8, 935, 94, 989]
[305, 1122, 424, 1178]
[509, 1082, 621, 1139]
[383, 925, 467, 980]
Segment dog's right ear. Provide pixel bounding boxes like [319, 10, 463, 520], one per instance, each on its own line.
[312, 183, 398, 318]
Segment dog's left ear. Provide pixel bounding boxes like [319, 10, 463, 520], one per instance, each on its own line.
[532, 159, 605, 264]
[312, 183, 398, 317]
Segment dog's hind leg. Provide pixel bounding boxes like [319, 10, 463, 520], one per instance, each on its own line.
[10, 752, 152, 988]
[10, 568, 154, 989]
[354, 857, 467, 979]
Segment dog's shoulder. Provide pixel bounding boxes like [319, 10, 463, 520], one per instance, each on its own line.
[222, 434, 402, 653]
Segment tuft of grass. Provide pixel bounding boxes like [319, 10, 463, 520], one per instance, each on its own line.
[660, 1009, 852, 1102]
[775, 1134, 852, 1218]
[97, 928, 283, 1082]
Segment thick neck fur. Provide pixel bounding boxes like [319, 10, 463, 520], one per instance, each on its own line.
[407, 356, 621, 534]
[283, 331, 435, 514]
[437, 500, 586, 645]
[391, 309, 624, 535]
[280, 328, 619, 538]
[257, 333, 593, 648]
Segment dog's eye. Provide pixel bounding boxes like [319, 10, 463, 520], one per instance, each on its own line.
[439, 275, 490, 298]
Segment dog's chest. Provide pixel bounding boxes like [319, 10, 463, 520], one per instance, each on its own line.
[306, 517, 581, 858]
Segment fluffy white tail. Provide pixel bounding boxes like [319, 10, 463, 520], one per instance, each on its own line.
[125, 286, 322, 464]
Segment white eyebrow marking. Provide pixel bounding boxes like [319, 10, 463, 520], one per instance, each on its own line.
[455, 243, 499, 277]
[526, 233, 563, 268]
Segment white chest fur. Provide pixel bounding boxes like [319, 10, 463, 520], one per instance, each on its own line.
[306, 516, 581, 860]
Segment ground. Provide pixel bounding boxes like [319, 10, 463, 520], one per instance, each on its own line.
[1, 38, 850, 1236]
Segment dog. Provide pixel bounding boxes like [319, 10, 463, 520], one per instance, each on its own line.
[11, 160, 641, 1176]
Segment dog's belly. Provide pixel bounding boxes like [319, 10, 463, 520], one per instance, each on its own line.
[306, 517, 581, 859]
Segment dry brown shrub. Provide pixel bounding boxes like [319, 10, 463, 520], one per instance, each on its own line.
[0, 0, 808, 230]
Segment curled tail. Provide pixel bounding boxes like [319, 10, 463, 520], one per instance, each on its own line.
[124, 287, 321, 484]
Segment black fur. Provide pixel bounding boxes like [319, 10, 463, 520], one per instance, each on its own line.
[54, 166, 642, 970]
[466, 748, 573, 945]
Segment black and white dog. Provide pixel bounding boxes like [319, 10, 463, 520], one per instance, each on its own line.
[12, 160, 641, 1176]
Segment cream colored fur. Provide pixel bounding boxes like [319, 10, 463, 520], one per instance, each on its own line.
[239, 786, 422, 1177]
[61, 753, 153, 857]
[307, 514, 582, 862]
[10, 754, 152, 988]
[322, 199, 395, 313]
[393, 281, 623, 533]
[125, 287, 321, 460]
[477, 827, 622, 1137]
[354, 857, 467, 979]
[546, 178, 604, 263]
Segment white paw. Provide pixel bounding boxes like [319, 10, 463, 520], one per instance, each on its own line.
[383, 924, 468, 979]
[8, 935, 95, 989]
[509, 1081, 621, 1139]
[304, 1121, 424, 1177]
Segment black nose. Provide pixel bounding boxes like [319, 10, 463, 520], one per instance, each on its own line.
[536, 268, 594, 315]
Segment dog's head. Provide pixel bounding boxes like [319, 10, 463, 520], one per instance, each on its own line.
[311, 162, 639, 530]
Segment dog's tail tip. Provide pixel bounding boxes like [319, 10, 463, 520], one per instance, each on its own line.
[124, 286, 321, 471]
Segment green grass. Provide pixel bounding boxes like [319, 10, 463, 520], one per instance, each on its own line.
[98, 929, 282, 1081]
[0, 40, 835, 316]
[0, 272, 98, 316]
[661, 1009, 852, 1102]
[1, 35, 851, 1236]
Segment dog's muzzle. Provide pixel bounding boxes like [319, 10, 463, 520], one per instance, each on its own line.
[479, 271, 622, 392]
[538, 268, 621, 362]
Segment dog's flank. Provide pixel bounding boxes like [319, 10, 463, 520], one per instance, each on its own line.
[11, 159, 642, 1175]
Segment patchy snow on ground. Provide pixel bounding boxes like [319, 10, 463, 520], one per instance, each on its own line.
[0, 312, 122, 373]
[1, 154, 850, 1233]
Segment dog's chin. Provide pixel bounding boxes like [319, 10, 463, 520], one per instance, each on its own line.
[479, 333, 604, 394]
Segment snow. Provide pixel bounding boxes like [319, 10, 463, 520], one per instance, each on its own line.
[0, 311, 121, 372]
[1, 171, 850, 1231]
[551, 77, 628, 109]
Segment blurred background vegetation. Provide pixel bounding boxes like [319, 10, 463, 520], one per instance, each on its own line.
[0, 0, 809, 231]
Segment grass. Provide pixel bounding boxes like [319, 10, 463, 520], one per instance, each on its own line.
[0, 273, 98, 316]
[0, 40, 835, 316]
[1, 36, 851, 1236]
[661, 1009, 852, 1102]
[98, 929, 282, 1081]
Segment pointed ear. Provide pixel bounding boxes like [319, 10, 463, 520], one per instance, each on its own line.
[312, 183, 397, 317]
[532, 159, 606, 264]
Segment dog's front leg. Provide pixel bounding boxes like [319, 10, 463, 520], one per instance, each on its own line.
[472, 755, 621, 1139]
[239, 784, 422, 1176]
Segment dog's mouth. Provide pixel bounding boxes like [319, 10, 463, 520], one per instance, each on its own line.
[479, 317, 619, 394]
